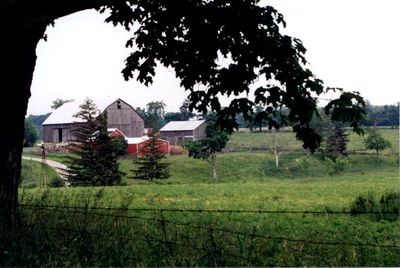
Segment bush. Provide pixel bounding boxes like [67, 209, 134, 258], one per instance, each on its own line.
[350, 192, 399, 221]
[379, 192, 400, 221]
[48, 176, 65, 188]
[350, 193, 379, 215]
[327, 157, 350, 176]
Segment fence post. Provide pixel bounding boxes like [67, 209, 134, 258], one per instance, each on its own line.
[247, 226, 257, 263]
[208, 227, 224, 266]
[159, 210, 173, 260]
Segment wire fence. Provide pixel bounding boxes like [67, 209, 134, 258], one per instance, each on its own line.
[18, 203, 399, 215]
[2, 203, 398, 266]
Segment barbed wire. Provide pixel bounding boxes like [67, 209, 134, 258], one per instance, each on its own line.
[18, 203, 399, 215]
[19, 205, 400, 250]
[28, 219, 400, 249]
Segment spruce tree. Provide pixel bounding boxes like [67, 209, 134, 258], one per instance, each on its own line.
[132, 131, 170, 181]
[324, 123, 349, 161]
[68, 98, 123, 186]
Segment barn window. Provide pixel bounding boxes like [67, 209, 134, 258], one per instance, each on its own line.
[117, 100, 121, 109]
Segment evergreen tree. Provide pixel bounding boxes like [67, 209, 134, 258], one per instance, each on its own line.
[132, 131, 170, 181]
[324, 123, 349, 161]
[111, 136, 129, 156]
[68, 98, 123, 186]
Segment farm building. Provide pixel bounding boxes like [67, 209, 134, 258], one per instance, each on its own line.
[159, 120, 207, 145]
[126, 136, 169, 156]
[42, 97, 144, 143]
[108, 128, 169, 156]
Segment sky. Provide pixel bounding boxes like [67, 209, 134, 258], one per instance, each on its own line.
[28, 0, 400, 115]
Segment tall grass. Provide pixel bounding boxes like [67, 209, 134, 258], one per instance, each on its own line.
[9, 187, 400, 267]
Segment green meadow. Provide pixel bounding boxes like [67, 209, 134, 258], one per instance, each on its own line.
[15, 128, 399, 266]
[21, 153, 398, 211]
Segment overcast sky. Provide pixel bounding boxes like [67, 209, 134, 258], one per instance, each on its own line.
[28, 0, 400, 115]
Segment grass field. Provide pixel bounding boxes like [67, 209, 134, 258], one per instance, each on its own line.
[228, 127, 399, 154]
[21, 151, 399, 210]
[15, 152, 399, 266]
[14, 128, 399, 266]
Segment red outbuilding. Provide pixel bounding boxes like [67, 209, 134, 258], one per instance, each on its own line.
[126, 137, 169, 157]
[107, 127, 169, 156]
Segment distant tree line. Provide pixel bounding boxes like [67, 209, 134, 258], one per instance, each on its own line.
[235, 103, 399, 131]
[362, 102, 399, 127]
[135, 99, 196, 131]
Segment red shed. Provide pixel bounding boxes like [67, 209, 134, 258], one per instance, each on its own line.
[108, 128, 126, 138]
[126, 136, 169, 156]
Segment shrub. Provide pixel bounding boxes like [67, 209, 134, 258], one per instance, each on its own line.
[350, 193, 379, 216]
[379, 192, 400, 221]
[48, 176, 65, 188]
[350, 192, 399, 221]
[327, 157, 350, 176]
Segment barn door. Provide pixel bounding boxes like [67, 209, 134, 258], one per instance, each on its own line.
[58, 128, 63, 143]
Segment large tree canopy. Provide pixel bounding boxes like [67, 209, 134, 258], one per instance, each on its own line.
[101, 0, 365, 151]
[0, 0, 365, 251]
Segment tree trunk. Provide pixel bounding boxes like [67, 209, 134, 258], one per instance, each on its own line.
[0, 1, 120, 264]
[211, 152, 217, 180]
[0, 13, 47, 262]
[274, 147, 279, 167]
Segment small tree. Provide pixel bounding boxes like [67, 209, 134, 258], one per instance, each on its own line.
[68, 98, 123, 186]
[185, 115, 229, 180]
[364, 128, 391, 156]
[268, 128, 284, 167]
[324, 123, 349, 161]
[132, 131, 170, 181]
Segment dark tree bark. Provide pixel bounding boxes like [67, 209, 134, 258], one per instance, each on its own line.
[0, 0, 109, 261]
[0, 13, 46, 256]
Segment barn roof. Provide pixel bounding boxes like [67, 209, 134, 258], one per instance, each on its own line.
[126, 136, 149, 144]
[42, 97, 135, 125]
[160, 120, 206, 131]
